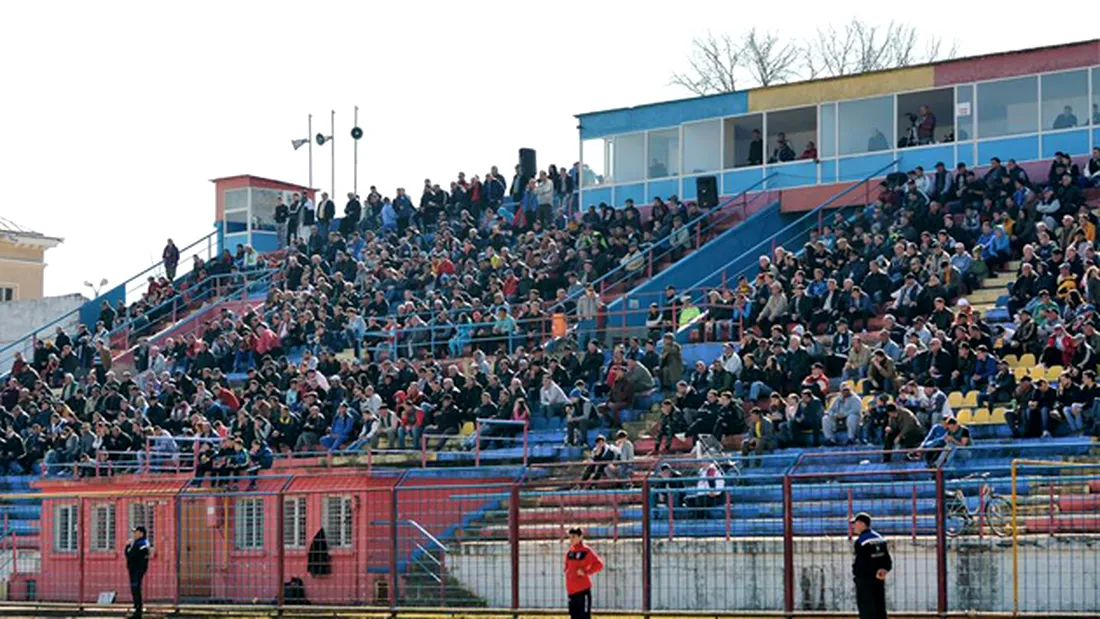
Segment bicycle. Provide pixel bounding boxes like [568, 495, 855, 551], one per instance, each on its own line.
[944, 472, 1014, 537]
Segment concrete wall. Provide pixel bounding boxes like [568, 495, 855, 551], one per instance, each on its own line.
[449, 536, 1100, 614]
[0, 293, 84, 355]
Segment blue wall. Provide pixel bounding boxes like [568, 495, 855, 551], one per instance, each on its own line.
[838, 153, 897, 182]
[605, 201, 785, 329]
[1041, 129, 1090, 158]
[722, 168, 764, 196]
[767, 161, 817, 189]
[647, 179, 680, 201]
[977, 135, 1039, 164]
[578, 92, 748, 139]
[896, 144, 955, 174]
[613, 183, 645, 206]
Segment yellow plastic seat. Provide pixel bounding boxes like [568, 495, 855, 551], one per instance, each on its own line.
[1045, 366, 1064, 381]
[961, 391, 979, 408]
[947, 392, 966, 408]
[1012, 367, 1030, 380]
[990, 408, 1009, 425]
[955, 409, 973, 424]
[1002, 354, 1019, 366]
[1018, 353, 1036, 368]
[460, 422, 476, 436]
[857, 379, 870, 395]
[968, 408, 990, 425]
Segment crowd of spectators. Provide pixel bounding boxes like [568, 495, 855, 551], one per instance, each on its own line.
[605, 151, 1100, 473]
[3, 148, 1097, 481]
[0, 153, 726, 479]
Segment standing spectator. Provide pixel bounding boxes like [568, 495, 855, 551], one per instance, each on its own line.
[317, 192, 336, 240]
[342, 192, 361, 237]
[274, 195, 290, 247]
[162, 239, 180, 282]
[535, 170, 555, 229]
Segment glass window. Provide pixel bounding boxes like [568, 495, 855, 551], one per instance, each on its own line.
[251, 189, 286, 232]
[682, 120, 721, 174]
[323, 496, 353, 549]
[53, 504, 78, 553]
[977, 76, 1038, 138]
[90, 503, 116, 553]
[234, 497, 265, 550]
[1093, 68, 1100, 125]
[283, 497, 307, 549]
[0, 287, 13, 302]
[647, 129, 679, 178]
[896, 88, 955, 147]
[722, 114, 763, 169]
[224, 209, 248, 234]
[955, 85, 974, 141]
[819, 104, 836, 159]
[838, 96, 894, 155]
[766, 107, 817, 163]
[224, 188, 247, 211]
[613, 133, 645, 183]
[1042, 70, 1088, 130]
[581, 139, 608, 187]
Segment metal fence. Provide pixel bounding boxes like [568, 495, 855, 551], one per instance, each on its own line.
[4, 456, 1100, 616]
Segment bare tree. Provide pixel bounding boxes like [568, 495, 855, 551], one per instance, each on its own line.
[669, 32, 743, 96]
[805, 18, 959, 78]
[741, 28, 801, 87]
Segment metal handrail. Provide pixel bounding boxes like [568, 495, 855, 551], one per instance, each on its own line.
[684, 159, 900, 293]
[549, 174, 777, 314]
[0, 230, 220, 374]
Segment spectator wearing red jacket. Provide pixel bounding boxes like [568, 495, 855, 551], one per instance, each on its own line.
[564, 527, 603, 619]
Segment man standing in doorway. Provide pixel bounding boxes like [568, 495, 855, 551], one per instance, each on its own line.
[125, 525, 150, 619]
[852, 512, 892, 619]
[564, 527, 603, 619]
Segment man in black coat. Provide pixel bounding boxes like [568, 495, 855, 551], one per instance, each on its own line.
[317, 191, 337, 239]
[125, 526, 150, 618]
[341, 192, 361, 237]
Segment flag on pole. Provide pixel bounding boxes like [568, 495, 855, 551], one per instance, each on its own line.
[291, 138, 309, 150]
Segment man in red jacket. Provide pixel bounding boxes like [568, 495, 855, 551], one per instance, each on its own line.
[564, 527, 604, 619]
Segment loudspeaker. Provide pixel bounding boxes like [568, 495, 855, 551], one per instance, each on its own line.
[696, 175, 718, 209]
[519, 148, 537, 179]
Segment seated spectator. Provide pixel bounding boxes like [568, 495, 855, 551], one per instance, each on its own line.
[823, 384, 862, 446]
[579, 435, 618, 485]
[883, 404, 924, 463]
[741, 407, 777, 460]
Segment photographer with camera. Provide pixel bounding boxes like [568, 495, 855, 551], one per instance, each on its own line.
[899, 104, 937, 148]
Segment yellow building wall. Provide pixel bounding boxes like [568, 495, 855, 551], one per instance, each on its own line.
[748, 66, 936, 111]
[0, 239, 47, 300]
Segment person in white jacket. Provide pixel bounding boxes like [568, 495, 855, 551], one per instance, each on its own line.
[540, 375, 570, 417]
[535, 170, 555, 228]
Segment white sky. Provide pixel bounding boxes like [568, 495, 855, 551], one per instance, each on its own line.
[1, 1, 1095, 297]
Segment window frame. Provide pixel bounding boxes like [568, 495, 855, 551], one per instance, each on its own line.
[283, 496, 307, 550]
[975, 74, 1040, 139]
[53, 503, 78, 553]
[234, 497, 265, 551]
[322, 495, 354, 550]
[90, 502, 116, 553]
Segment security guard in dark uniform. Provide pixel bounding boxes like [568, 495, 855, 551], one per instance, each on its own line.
[125, 526, 150, 619]
[851, 512, 892, 619]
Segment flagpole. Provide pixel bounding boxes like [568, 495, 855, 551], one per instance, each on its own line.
[308, 114, 314, 189]
[330, 110, 335, 197]
[353, 105, 359, 196]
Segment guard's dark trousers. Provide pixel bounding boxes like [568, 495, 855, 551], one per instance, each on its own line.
[130, 577, 143, 619]
[855, 577, 887, 619]
[568, 589, 592, 619]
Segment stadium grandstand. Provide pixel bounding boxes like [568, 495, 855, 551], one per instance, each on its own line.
[1, 36, 1100, 619]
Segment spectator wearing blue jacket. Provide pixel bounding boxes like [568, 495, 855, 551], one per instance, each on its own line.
[977, 223, 1011, 271]
[381, 198, 398, 231]
[970, 345, 998, 392]
[320, 403, 357, 451]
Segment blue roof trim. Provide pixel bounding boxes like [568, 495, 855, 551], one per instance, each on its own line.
[577, 91, 748, 140]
